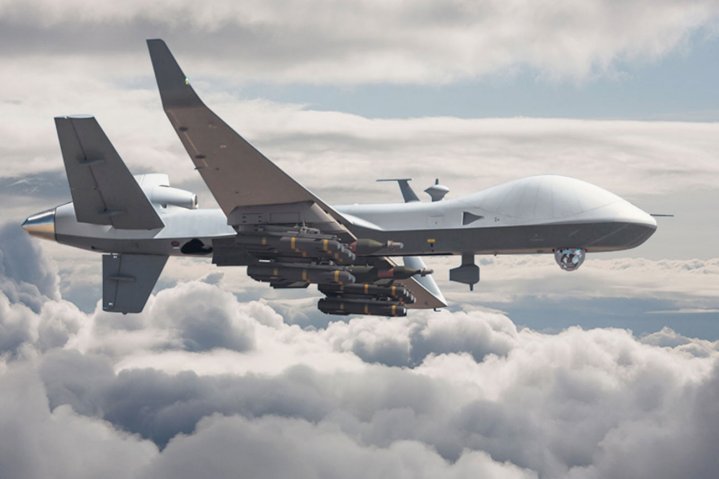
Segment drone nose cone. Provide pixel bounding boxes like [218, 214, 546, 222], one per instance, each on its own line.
[22, 208, 56, 241]
[643, 211, 658, 230]
[614, 198, 657, 229]
[633, 205, 657, 231]
[620, 203, 657, 247]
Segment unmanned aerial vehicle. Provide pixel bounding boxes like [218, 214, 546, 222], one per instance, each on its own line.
[22, 40, 657, 316]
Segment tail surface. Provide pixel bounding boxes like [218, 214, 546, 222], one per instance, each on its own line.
[55, 116, 164, 230]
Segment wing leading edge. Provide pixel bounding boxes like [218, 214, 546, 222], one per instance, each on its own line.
[147, 39, 444, 316]
[146, 39, 352, 239]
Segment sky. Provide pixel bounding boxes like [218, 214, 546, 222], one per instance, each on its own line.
[1, 1, 719, 478]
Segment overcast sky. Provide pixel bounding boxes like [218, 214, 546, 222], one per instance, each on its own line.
[2, 1, 719, 478]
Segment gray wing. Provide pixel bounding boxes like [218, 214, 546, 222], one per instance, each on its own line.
[55, 116, 164, 230]
[102, 253, 168, 313]
[146, 39, 444, 316]
[146, 39, 352, 238]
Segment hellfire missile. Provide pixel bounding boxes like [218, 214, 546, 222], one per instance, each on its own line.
[349, 239, 404, 255]
[319, 283, 416, 304]
[247, 264, 355, 285]
[317, 298, 407, 317]
[349, 265, 433, 283]
[236, 235, 356, 264]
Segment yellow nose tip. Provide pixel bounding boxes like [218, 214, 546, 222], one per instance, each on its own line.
[22, 209, 56, 241]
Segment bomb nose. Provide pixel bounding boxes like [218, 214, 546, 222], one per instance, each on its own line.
[22, 208, 56, 241]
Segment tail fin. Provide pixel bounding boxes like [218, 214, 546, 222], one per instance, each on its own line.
[103, 253, 168, 313]
[377, 178, 420, 203]
[55, 116, 164, 230]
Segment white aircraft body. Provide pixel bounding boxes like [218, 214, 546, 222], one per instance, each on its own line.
[22, 40, 657, 316]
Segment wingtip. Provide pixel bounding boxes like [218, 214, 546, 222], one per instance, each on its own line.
[54, 115, 95, 125]
[146, 38, 203, 109]
[146, 38, 170, 59]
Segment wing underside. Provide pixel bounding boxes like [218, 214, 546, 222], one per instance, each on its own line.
[103, 253, 168, 313]
[147, 39, 351, 239]
[148, 39, 444, 317]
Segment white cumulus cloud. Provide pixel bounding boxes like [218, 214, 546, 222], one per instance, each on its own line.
[1, 229, 719, 478]
[1, 0, 718, 83]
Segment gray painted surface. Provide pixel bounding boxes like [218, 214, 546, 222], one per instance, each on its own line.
[22, 39, 659, 315]
[147, 39, 352, 241]
[55, 116, 164, 230]
[102, 253, 168, 313]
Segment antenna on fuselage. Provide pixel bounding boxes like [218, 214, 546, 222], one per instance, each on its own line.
[376, 178, 420, 203]
[424, 178, 449, 202]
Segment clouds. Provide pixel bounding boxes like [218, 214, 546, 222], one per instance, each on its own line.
[4, 72, 719, 201]
[148, 282, 256, 352]
[140, 415, 537, 479]
[1, 238, 719, 478]
[0, 365, 157, 479]
[39, 352, 336, 448]
[0, 223, 81, 360]
[1, 0, 718, 84]
[566, 362, 719, 479]
[4, 89, 719, 216]
[0, 223, 58, 309]
[440, 256, 719, 305]
[324, 310, 517, 366]
[212, 108, 719, 201]
[4, 299, 719, 478]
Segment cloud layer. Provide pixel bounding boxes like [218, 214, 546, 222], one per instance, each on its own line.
[1, 0, 718, 83]
[1, 226, 719, 479]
